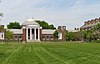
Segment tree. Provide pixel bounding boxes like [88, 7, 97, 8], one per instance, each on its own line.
[66, 32, 74, 41]
[4, 30, 13, 44]
[80, 24, 100, 42]
[7, 22, 21, 29]
[92, 23, 100, 40]
[0, 26, 4, 30]
[53, 30, 59, 39]
[4, 30, 13, 40]
[81, 30, 93, 41]
[49, 24, 56, 29]
[94, 23, 100, 31]
[36, 20, 56, 29]
[73, 32, 82, 41]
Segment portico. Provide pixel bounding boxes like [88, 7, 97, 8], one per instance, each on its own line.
[26, 28, 40, 42]
[22, 18, 41, 42]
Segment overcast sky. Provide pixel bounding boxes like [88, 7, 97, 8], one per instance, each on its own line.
[0, 0, 100, 29]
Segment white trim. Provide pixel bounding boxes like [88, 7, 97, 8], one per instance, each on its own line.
[28, 25, 38, 27]
[30, 28, 32, 40]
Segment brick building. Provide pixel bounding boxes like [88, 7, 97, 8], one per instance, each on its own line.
[80, 17, 100, 30]
[57, 26, 67, 41]
[7, 18, 67, 42]
[0, 25, 4, 40]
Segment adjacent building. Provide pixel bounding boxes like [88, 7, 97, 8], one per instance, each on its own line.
[80, 17, 100, 30]
[0, 25, 4, 40]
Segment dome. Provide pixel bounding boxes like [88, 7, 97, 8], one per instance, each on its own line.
[22, 18, 39, 25]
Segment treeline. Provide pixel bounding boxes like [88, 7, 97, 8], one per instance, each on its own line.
[65, 24, 100, 42]
[82, 24, 100, 42]
[7, 20, 56, 29]
[36, 20, 56, 29]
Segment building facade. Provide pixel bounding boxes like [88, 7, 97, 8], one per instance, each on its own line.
[80, 17, 100, 30]
[7, 18, 66, 42]
[21, 18, 41, 42]
[57, 26, 67, 41]
[0, 25, 4, 40]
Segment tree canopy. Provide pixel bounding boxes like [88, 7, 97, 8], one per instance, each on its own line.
[66, 32, 74, 41]
[81, 23, 100, 41]
[0, 26, 4, 30]
[7, 22, 21, 29]
[94, 23, 100, 31]
[81, 30, 93, 41]
[4, 30, 13, 40]
[53, 30, 59, 39]
[35, 20, 56, 29]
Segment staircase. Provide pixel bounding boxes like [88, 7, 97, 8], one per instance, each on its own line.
[27, 39, 41, 42]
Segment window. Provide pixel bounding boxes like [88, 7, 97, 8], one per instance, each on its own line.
[15, 36, 17, 38]
[42, 36, 45, 38]
[19, 36, 22, 38]
[1, 35, 3, 38]
[47, 36, 49, 38]
[50, 36, 53, 38]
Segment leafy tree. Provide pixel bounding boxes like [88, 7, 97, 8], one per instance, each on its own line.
[4, 30, 13, 40]
[73, 32, 82, 41]
[53, 30, 58, 39]
[94, 23, 100, 31]
[0, 26, 4, 30]
[92, 23, 100, 40]
[66, 32, 74, 41]
[7, 22, 21, 29]
[49, 24, 56, 29]
[81, 30, 93, 41]
[81, 23, 100, 42]
[36, 20, 56, 29]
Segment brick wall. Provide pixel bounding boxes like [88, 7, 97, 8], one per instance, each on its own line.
[22, 29, 26, 41]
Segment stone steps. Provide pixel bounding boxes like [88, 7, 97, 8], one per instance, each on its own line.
[27, 39, 41, 42]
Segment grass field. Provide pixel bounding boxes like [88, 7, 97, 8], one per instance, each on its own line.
[0, 42, 100, 64]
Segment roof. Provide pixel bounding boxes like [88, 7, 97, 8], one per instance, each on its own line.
[22, 18, 39, 25]
[10, 29, 23, 34]
[81, 22, 100, 28]
[67, 29, 79, 32]
[42, 29, 56, 34]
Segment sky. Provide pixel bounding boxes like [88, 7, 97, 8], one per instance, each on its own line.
[0, 0, 100, 29]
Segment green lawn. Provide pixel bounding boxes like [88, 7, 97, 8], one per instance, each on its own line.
[0, 42, 100, 64]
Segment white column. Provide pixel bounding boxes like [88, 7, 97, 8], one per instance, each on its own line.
[38, 28, 40, 40]
[26, 28, 28, 41]
[30, 28, 32, 40]
[34, 28, 36, 40]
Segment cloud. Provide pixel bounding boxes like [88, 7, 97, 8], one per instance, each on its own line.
[0, 0, 100, 29]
